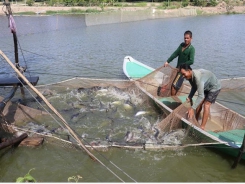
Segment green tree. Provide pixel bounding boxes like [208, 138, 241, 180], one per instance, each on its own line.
[193, 0, 207, 6]
[182, 0, 189, 7]
[26, 0, 34, 6]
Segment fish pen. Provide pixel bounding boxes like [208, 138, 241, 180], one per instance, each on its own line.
[1, 51, 245, 183]
[0, 0, 244, 158]
[0, 75, 178, 150]
[0, 62, 193, 149]
[1, 1, 245, 181]
[1, 52, 245, 152]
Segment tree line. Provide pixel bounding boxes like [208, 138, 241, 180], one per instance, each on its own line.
[24, 0, 220, 8]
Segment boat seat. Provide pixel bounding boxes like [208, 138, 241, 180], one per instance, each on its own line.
[159, 95, 189, 103]
[0, 76, 39, 86]
[126, 62, 152, 78]
[158, 95, 190, 110]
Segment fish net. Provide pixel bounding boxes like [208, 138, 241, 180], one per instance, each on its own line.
[0, 78, 165, 150]
[1, 64, 245, 151]
[135, 65, 180, 98]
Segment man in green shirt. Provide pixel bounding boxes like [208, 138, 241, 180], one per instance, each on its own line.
[163, 30, 195, 96]
[179, 64, 221, 130]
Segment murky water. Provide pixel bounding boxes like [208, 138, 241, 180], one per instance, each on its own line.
[0, 14, 245, 182]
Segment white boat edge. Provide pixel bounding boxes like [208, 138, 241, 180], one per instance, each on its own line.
[123, 56, 155, 80]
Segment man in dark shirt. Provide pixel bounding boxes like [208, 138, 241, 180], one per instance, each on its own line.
[164, 30, 195, 96]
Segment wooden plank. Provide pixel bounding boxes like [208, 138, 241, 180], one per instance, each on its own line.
[0, 76, 39, 86]
[20, 137, 44, 147]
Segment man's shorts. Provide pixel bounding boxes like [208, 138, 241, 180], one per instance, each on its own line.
[204, 89, 221, 103]
[172, 72, 184, 90]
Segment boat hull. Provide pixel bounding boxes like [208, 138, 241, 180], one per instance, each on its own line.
[123, 55, 245, 160]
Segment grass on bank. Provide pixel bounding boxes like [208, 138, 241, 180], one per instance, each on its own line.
[9, 0, 245, 16]
[14, 8, 102, 15]
[15, 11, 37, 15]
[13, 1, 186, 15]
[46, 8, 102, 14]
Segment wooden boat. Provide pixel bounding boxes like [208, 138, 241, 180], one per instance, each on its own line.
[123, 55, 245, 162]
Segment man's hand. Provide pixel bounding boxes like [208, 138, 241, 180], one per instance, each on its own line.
[164, 61, 169, 67]
[15, 63, 20, 69]
[186, 97, 193, 106]
[187, 108, 195, 119]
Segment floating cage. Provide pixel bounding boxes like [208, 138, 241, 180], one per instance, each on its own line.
[1, 64, 245, 151]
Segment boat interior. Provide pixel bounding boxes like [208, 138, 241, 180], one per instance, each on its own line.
[135, 65, 245, 146]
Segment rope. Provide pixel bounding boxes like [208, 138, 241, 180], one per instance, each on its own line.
[9, 124, 239, 151]
[68, 126, 138, 182]
[17, 39, 31, 78]
[63, 101, 138, 182]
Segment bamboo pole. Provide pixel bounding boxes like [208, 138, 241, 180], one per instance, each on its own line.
[0, 50, 97, 160]
[112, 142, 227, 150]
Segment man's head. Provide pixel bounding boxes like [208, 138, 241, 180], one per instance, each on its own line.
[179, 63, 192, 80]
[184, 30, 192, 46]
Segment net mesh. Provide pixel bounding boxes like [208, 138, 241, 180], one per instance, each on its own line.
[135, 65, 179, 98]
[1, 65, 245, 150]
[156, 101, 200, 134]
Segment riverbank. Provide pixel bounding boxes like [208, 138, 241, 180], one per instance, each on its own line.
[0, 2, 245, 16]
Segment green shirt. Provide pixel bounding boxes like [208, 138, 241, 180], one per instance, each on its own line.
[188, 69, 221, 110]
[167, 43, 195, 68]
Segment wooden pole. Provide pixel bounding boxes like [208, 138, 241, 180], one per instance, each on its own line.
[0, 50, 97, 161]
[0, 133, 28, 150]
[232, 133, 245, 169]
[4, 0, 19, 65]
[4, 0, 25, 98]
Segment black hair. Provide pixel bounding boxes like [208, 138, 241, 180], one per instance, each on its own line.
[184, 30, 192, 38]
[179, 63, 192, 71]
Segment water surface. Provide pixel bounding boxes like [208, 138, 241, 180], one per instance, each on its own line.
[0, 14, 245, 182]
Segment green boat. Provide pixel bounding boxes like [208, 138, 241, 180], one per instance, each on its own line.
[123, 56, 154, 80]
[123, 55, 245, 161]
